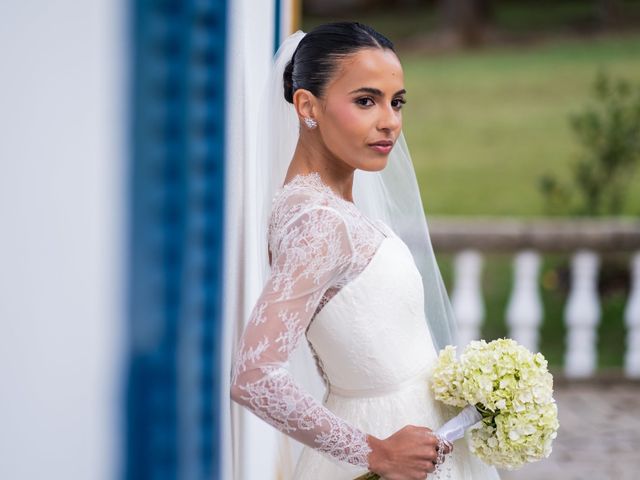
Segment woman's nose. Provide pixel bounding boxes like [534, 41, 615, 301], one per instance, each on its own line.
[377, 104, 401, 131]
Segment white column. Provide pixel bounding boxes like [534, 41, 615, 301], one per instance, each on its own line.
[506, 250, 543, 352]
[564, 250, 601, 378]
[451, 250, 485, 349]
[625, 252, 640, 378]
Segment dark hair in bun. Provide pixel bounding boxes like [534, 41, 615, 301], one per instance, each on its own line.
[283, 21, 395, 104]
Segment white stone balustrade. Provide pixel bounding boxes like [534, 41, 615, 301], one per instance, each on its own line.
[625, 252, 640, 378]
[564, 250, 601, 378]
[506, 250, 543, 353]
[427, 217, 640, 378]
[451, 250, 484, 349]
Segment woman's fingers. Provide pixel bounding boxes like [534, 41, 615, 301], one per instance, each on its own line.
[379, 425, 454, 480]
[424, 460, 436, 474]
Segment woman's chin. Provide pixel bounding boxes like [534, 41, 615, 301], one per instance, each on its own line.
[356, 155, 388, 171]
[370, 158, 390, 172]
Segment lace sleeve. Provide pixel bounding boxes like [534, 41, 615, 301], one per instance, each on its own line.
[230, 204, 372, 468]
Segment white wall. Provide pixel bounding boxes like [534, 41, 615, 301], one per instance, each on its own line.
[0, 1, 125, 479]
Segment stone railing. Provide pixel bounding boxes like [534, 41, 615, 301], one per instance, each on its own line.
[428, 217, 640, 379]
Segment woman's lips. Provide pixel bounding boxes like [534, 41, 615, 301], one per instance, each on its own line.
[369, 143, 393, 154]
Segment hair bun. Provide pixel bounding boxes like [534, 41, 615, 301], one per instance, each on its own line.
[280, 22, 395, 105]
[283, 59, 295, 104]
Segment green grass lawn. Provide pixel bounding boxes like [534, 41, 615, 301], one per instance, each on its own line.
[401, 33, 640, 216]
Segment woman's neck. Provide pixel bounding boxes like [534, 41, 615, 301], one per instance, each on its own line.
[286, 140, 355, 203]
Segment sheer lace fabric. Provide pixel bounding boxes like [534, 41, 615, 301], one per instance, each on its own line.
[230, 172, 388, 468]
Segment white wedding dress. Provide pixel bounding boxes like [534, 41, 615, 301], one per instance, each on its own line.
[231, 172, 501, 480]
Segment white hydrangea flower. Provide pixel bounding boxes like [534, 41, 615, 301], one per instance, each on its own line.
[431, 337, 560, 469]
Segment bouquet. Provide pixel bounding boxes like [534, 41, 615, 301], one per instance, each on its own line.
[354, 338, 559, 479]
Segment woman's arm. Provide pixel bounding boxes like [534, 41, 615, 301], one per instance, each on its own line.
[230, 205, 372, 467]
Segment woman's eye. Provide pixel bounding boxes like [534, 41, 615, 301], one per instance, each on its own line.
[356, 97, 407, 109]
[356, 97, 374, 107]
[393, 98, 407, 109]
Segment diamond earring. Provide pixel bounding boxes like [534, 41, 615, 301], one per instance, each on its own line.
[304, 117, 317, 129]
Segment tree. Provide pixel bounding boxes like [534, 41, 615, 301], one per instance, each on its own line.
[539, 69, 640, 216]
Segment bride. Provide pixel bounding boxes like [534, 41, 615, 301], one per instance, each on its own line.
[230, 21, 501, 480]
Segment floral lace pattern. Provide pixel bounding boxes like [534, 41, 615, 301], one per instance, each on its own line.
[230, 172, 389, 468]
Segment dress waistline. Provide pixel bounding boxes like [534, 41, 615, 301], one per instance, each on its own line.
[328, 365, 433, 398]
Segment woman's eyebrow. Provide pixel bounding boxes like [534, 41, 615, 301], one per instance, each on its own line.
[348, 87, 406, 97]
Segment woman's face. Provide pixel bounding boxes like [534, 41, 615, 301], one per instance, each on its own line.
[316, 47, 405, 172]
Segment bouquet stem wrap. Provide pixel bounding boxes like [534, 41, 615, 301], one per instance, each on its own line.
[435, 404, 482, 443]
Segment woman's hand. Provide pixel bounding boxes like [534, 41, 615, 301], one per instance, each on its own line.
[365, 426, 452, 480]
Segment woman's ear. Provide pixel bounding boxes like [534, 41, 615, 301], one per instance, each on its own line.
[293, 88, 317, 122]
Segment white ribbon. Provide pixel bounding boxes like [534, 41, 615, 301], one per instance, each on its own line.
[435, 404, 483, 443]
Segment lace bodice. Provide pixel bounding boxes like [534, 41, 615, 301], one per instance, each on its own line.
[230, 172, 390, 468]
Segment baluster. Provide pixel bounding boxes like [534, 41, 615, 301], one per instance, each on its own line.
[564, 250, 601, 378]
[506, 250, 543, 352]
[452, 250, 484, 349]
[625, 252, 640, 378]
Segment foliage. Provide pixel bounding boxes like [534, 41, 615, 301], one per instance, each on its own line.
[539, 69, 640, 216]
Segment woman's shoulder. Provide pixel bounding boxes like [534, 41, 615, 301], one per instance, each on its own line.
[270, 173, 347, 226]
[268, 172, 354, 248]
